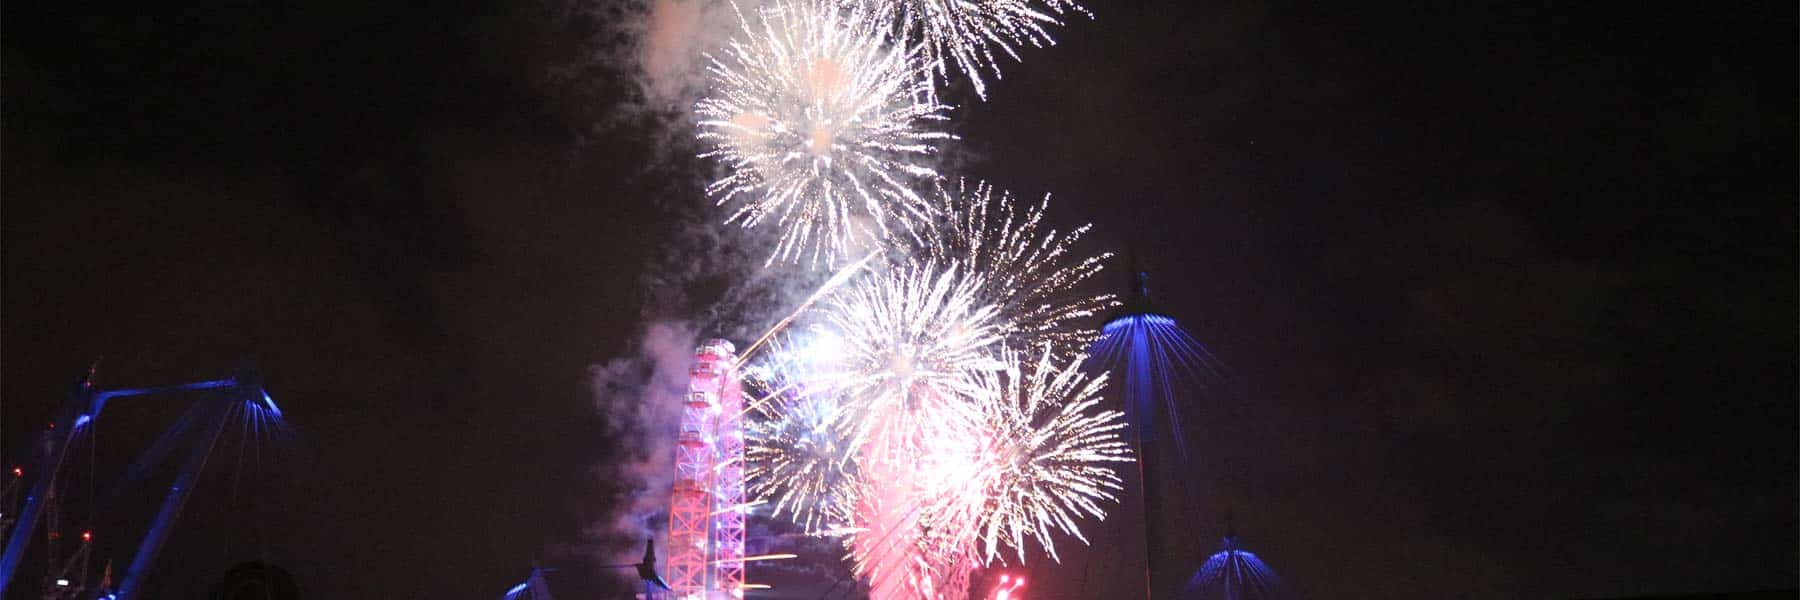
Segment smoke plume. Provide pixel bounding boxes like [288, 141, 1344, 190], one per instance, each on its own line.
[587, 321, 696, 568]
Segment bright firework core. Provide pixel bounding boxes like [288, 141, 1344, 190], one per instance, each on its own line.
[887, 351, 917, 379]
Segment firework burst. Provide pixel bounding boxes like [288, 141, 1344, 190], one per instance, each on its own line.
[754, 259, 1002, 598]
[745, 261, 1129, 597]
[917, 179, 1115, 360]
[852, 0, 1092, 100]
[744, 340, 862, 534]
[835, 348, 1130, 596]
[697, 0, 956, 267]
[814, 259, 1003, 455]
[972, 350, 1131, 563]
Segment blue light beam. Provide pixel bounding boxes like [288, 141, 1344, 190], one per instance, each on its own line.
[1087, 312, 1222, 460]
[1181, 536, 1288, 600]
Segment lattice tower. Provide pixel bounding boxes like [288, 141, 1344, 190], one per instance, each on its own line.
[664, 339, 747, 599]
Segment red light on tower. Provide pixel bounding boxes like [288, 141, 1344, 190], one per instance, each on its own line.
[81, 531, 92, 542]
[11, 467, 21, 477]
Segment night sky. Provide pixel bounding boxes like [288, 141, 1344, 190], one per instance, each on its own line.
[4, 1, 1794, 598]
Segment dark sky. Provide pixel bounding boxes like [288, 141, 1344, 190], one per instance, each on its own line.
[3, 1, 1794, 598]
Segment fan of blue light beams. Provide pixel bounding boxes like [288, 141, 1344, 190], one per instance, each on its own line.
[1084, 269, 1221, 458]
[1180, 535, 1289, 600]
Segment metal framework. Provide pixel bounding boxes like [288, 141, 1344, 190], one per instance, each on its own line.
[711, 342, 746, 597]
[0, 364, 281, 599]
[664, 339, 747, 600]
[499, 567, 554, 600]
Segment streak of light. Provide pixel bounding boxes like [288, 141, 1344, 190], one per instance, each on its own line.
[737, 251, 880, 364]
[710, 553, 798, 565]
[711, 500, 767, 516]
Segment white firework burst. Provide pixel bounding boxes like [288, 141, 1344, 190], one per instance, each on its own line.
[926, 349, 1133, 564]
[852, 0, 1092, 100]
[814, 259, 1003, 456]
[918, 179, 1115, 360]
[744, 339, 863, 534]
[745, 389, 861, 534]
[697, 0, 956, 267]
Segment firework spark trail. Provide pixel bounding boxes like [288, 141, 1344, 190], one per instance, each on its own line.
[697, 0, 956, 267]
[918, 179, 1116, 361]
[849, 0, 1091, 100]
[855, 405, 986, 599]
[737, 252, 890, 532]
[828, 185, 1120, 594]
[851, 446, 983, 600]
[852, 452, 930, 598]
[737, 250, 882, 365]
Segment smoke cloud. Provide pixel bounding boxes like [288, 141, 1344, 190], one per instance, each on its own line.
[616, 0, 770, 118]
[637, 0, 713, 109]
[587, 321, 696, 568]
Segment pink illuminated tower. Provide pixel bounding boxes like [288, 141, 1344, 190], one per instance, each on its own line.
[664, 339, 747, 599]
